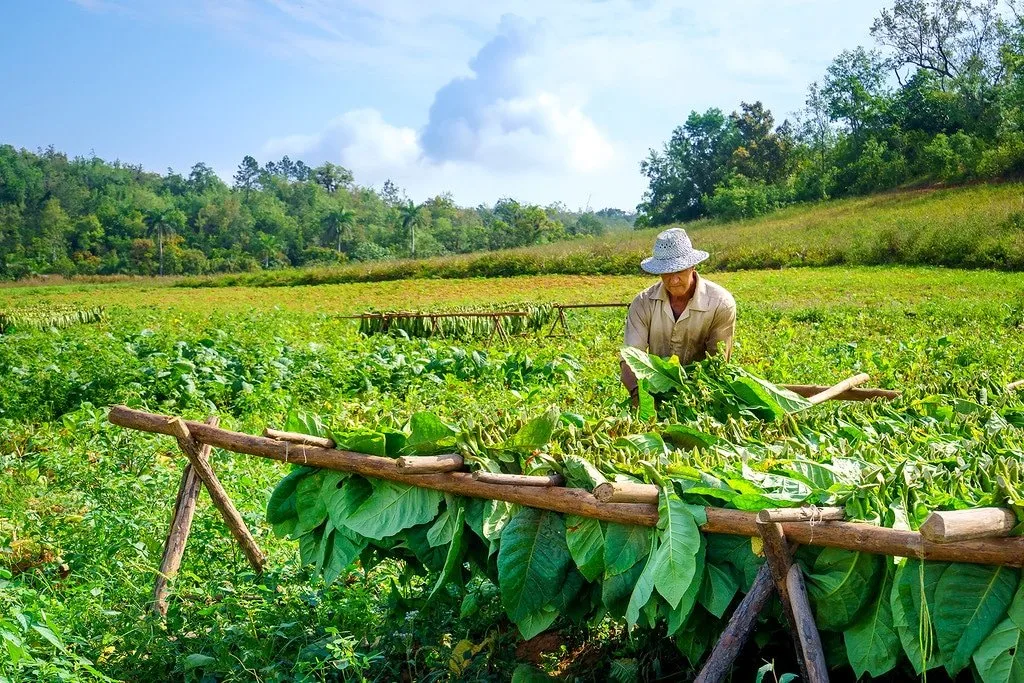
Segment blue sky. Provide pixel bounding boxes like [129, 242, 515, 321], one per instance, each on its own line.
[1, 0, 890, 209]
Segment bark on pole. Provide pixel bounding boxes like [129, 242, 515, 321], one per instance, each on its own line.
[806, 373, 871, 405]
[694, 563, 775, 683]
[593, 481, 660, 504]
[167, 417, 266, 573]
[395, 454, 465, 472]
[787, 564, 830, 683]
[107, 406, 1024, 567]
[781, 384, 899, 401]
[471, 471, 566, 487]
[263, 428, 335, 449]
[153, 415, 218, 616]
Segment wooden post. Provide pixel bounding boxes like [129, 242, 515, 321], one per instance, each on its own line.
[695, 563, 775, 683]
[153, 415, 218, 616]
[787, 564, 829, 682]
[757, 520, 828, 683]
[167, 417, 266, 573]
[920, 508, 1017, 543]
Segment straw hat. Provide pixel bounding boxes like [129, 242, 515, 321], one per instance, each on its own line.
[640, 228, 709, 274]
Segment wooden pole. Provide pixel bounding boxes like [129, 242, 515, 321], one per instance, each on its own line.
[694, 563, 775, 683]
[919, 508, 1017, 543]
[756, 520, 809, 682]
[756, 507, 845, 524]
[153, 415, 218, 616]
[167, 417, 266, 573]
[806, 373, 871, 405]
[263, 428, 335, 449]
[107, 406, 1024, 567]
[593, 481, 659, 504]
[787, 564, 830, 683]
[1006, 379, 1024, 392]
[781, 384, 898, 401]
[395, 454, 465, 473]
[471, 471, 565, 487]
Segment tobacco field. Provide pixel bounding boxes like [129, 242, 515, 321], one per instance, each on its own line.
[3, 267, 1024, 682]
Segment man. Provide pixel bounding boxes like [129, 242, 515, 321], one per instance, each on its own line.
[621, 228, 736, 404]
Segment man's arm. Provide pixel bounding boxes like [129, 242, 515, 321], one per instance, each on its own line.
[620, 298, 650, 402]
[705, 302, 737, 360]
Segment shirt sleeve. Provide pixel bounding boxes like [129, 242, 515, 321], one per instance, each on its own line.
[705, 301, 736, 360]
[620, 297, 650, 395]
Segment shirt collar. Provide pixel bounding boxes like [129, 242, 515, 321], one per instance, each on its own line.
[653, 274, 709, 311]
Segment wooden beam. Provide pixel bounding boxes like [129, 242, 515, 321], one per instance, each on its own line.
[806, 373, 871, 405]
[263, 428, 335, 449]
[593, 481, 659, 504]
[167, 417, 266, 573]
[471, 471, 566, 487]
[781, 384, 899, 401]
[396, 454, 465, 473]
[695, 563, 775, 683]
[153, 415, 218, 616]
[107, 406, 1024, 567]
[756, 507, 845, 524]
[919, 508, 1017, 543]
[757, 520, 809, 682]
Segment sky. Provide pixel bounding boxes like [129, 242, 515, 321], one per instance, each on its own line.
[1, 0, 891, 210]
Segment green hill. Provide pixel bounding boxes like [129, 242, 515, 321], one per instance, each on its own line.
[179, 182, 1024, 288]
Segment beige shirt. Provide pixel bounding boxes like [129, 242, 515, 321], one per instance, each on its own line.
[621, 275, 736, 392]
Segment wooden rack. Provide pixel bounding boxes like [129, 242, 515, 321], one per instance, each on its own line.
[107, 373, 1019, 683]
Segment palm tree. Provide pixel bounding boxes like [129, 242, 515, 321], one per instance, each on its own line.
[322, 207, 355, 256]
[398, 200, 421, 258]
[256, 232, 282, 268]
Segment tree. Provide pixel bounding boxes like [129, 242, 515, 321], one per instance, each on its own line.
[313, 162, 354, 193]
[637, 109, 739, 224]
[144, 206, 186, 276]
[233, 155, 260, 200]
[398, 200, 421, 257]
[38, 198, 70, 264]
[729, 101, 794, 184]
[820, 47, 891, 137]
[188, 162, 220, 194]
[322, 206, 356, 255]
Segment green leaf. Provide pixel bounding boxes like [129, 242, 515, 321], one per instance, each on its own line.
[427, 499, 463, 547]
[266, 466, 314, 535]
[973, 618, 1024, 683]
[699, 563, 739, 618]
[620, 347, 684, 394]
[565, 515, 604, 582]
[183, 653, 217, 670]
[322, 525, 367, 586]
[651, 491, 702, 609]
[625, 534, 660, 628]
[891, 559, 947, 674]
[429, 506, 466, 602]
[602, 558, 647, 617]
[614, 433, 666, 456]
[326, 476, 373, 530]
[483, 500, 516, 542]
[511, 664, 553, 683]
[293, 470, 328, 537]
[406, 412, 457, 450]
[663, 424, 719, 451]
[332, 430, 387, 456]
[934, 564, 1020, 676]
[805, 549, 882, 630]
[514, 606, 559, 640]
[343, 480, 442, 540]
[507, 406, 561, 451]
[845, 564, 900, 679]
[604, 524, 653, 577]
[667, 541, 707, 635]
[497, 509, 572, 626]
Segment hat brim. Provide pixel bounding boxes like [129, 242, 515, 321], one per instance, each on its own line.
[640, 250, 709, 275]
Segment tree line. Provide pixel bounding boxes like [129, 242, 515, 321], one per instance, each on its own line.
[0, 147, 634, 279]
[638, 0, 1024, 225]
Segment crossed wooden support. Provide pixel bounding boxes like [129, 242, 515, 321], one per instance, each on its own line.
[696, 507, 845, 683]
[152, 416, 265, 616]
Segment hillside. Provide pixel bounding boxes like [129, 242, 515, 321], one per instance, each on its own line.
[178, 182, 1024, 288]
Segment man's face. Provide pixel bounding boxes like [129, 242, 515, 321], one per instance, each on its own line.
[660, 268, 695, 297]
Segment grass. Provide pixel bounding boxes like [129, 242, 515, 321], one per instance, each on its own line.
[3, 266, 1024, 681]
[159, 182, 1024, 288]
